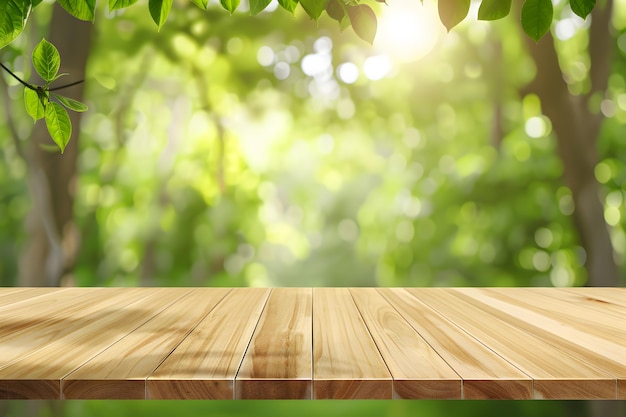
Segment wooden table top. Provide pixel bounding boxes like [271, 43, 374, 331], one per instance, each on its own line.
[0, 287, 623, 400]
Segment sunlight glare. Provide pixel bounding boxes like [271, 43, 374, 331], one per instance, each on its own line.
[375, 0, 445, 62]
[364, 55, 392, 80]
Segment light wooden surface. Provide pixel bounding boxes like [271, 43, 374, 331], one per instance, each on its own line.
[0, 287, 623, 400]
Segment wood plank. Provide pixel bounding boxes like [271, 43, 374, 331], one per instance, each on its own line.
[410, 288, 616, 399]
[543, 288, 626, 321]
[349, 288, 461, 399]
[379, 288, 532, 399]
[235, 288, 312, 399]
[483, 288, 626, 346]
[0, 288, 60, 307]
[561, 287, 626, 308]
[0, 287, 621, 400]
[147, 288, 270, 399]
[313, 288, 392, 399]
[455, 288, 626, 399]
[0, 288, 146, 369]
[0, 288, 190, 399]
[62, 288, 231, 399]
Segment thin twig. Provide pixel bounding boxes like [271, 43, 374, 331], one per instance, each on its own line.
[0, 62, 36, 90]
[49, 79, 84, 91]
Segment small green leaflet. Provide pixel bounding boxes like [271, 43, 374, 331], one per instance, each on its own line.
[278, 0, 299, 14]
[33, 39, 61, 83]
[45, 102, 72, 154]
[32, 0, 45, 7]
[570, 0, 595, 19]
[300, 0, 330, 20]
[521, 0, 553, 42]
[438, 0, 471, 32]
[220, 0, 240, 14]
[249, 0, 271, 15]
[478, 0, 512, 21]
[347, 4, 377, 45]
[109, 0, 140, 11]
[190, 0, 209, 9]
[53, 94, 88, 112]
[24, 88, 45, 122]
[149, 0, 173, 29]
[56, 0, 96, 21]
[0, 0, 31, 50]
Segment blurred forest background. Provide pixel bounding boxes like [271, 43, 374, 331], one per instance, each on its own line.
[1, 0, 625, 415]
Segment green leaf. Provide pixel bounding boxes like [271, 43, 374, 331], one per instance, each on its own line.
[24, 88, 45, 122]
[149, 0, 173, 29]
[278, 0, 299, 14]
[521, 0, 553, 42]
[249, 0, 271, 14]
[109, 0, 140, 11]
[220, 0, 240, 14]
[45, 102, 72, 154]
[0, 0, 31, 50]
[53, 93, 88, 112]
[438, 0, 471, 32]
[32, 38, 61, 83]
[56, 0, 96, 21]
[478, 0, 512, 20]
[190, 0, 209, 9]
[347, 4, 377, 45]
[326, 0, 345, 22]
[300, 0, 330, 20]
[570, 0, 595, 19]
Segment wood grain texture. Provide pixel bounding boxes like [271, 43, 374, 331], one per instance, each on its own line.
[410, 289, 616, 399]
[236, 288, 312, 399]
[481, 288, 626, 351]
[313, 288, 392, 399]
[0, 288, 59, 307]
[147, 288, 270, 399]
[63, 288, 230, 399]
[0, 288, 146, 372]
[349, 288, 461, 399]
[453, 288, 626, 390]
[0, 287, 622, 400]
[561, 288, 626, 308]
[379, 288, 532, 399]
[0, 288, 189, 399]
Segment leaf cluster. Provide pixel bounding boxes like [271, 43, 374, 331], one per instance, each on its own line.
[21, 39, 87, 153]
[0, 0, 599, 151]
[0, 0, 599, 52]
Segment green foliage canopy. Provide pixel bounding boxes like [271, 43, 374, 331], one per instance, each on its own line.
[0, 0, 599, 51]
[0, 0, 599, 151]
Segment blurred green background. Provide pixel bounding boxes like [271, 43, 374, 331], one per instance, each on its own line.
[0, 0, 625, 415]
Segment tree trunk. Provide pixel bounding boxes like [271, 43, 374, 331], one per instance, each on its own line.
[18, 4, 93, 287]
[523, 3, 623, 417]
[523, 2, 620, 288]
